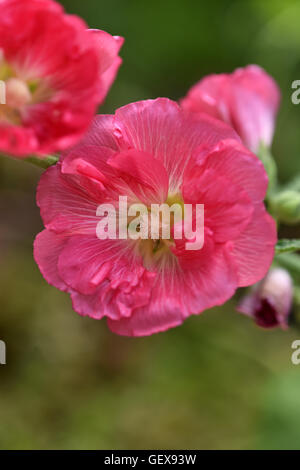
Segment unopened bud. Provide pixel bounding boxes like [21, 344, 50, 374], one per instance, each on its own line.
[270, 190, 300, 224]
[237, 268, 293, 329]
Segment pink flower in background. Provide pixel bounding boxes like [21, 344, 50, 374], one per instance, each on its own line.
[237, 268, 293, 329]
[0, 0, 123, 157]
[180, 65, 280, 153]
[34, 98, 276, 337]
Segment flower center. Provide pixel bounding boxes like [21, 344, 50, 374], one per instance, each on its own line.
[5, 78, 32, 108]
[137, 192, 184, 270]
[0, 55, 51, 125]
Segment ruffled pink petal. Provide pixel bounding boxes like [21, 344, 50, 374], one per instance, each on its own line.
[89, 30, 124, 74]
[89, 30, 124, 102]
[0, 125, 39, 156]
[114, 98, 239, 192]
[61, 115, 120, 156]
[70, 266, 154, 322]
[230, 204, 277, 287]
[61, 145, 119, 193]
[175, 244, 238, 314]
[62, 145, 143, 206]
[70, 288, 120, 321]
[33, 229, 68, 291]
[107, 148, 169, 205]
[37, 163, 101, 235]
[57, 235, 124, 295]
[98, 56, 122, 103]
[180, 74, 231, 122]
[56, 234, 155, 320]
[107, 287, 185, 337]
[108, 242, 237, 337]
[229, 66, 280, 152]
[182, 166, 253, 242]
[232, 65, 280, 115]
[190, 139, 268, 202]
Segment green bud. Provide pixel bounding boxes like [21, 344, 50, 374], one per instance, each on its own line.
[271, 190, 300, 224]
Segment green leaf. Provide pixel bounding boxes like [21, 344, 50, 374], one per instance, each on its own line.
[275, 239, 300, 254]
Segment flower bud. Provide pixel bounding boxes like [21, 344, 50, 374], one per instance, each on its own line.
[271, 190, 300, 224]
[237, 268, 293, 329]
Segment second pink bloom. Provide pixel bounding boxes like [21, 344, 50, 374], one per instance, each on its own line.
[181, 65, 280, 153]
[0, 0, 123, 157]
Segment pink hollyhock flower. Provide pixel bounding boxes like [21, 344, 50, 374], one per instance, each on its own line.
[237, 268, 292, 329]
[180, 65, 280, 153]
[0, 0, 123, 157]
[34, 98, 276, 337]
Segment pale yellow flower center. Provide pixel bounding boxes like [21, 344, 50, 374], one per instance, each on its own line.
[137, 192, 184, 270]
[0, 55, 52, 125]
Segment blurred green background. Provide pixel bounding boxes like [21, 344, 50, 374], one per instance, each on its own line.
[1, 0, 300, 450]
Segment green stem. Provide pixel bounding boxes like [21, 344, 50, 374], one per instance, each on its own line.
[257, 142, 278, 199]
[0, 152, 59, 169]
[25, 155, 59, 169]
[275, 252, 300, 282]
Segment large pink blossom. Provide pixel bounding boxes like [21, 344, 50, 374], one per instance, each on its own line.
[34, 98, 276, 336]
[0, 0, 123, 157]
[180, 65, 280, 153]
